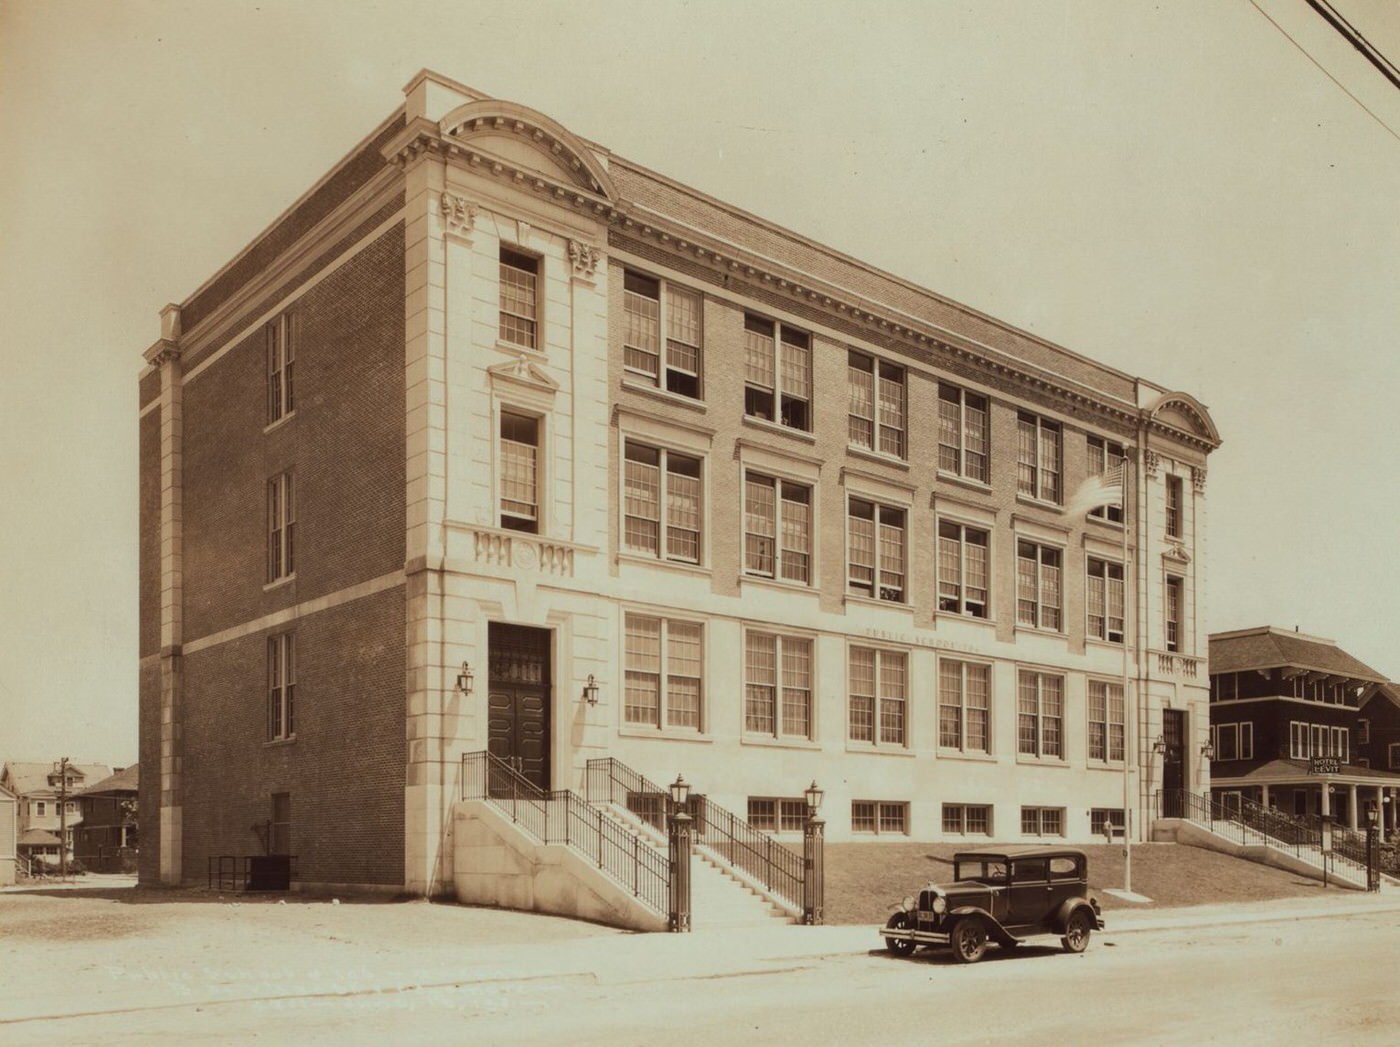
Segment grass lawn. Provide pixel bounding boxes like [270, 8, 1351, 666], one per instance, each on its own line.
[823, 841, 1334, 925]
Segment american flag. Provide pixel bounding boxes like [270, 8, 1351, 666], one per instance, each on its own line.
[1069, 458, 1126, 515]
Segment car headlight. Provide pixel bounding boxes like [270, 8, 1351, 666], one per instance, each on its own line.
[931, 895, 947, 915]
[902, 895, 916, 913]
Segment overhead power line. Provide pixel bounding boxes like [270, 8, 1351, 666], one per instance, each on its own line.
[1304, 0, 1400, 91]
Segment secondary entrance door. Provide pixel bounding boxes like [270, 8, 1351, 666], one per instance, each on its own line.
[487, 624, 551, 791]
[1160, 709, 1186, 817]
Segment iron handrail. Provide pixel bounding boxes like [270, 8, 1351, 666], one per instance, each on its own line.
[585, 756, 803, 910]
[462, 751, 670, 915]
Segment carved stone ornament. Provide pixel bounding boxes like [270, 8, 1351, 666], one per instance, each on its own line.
[1192, 465, 1207, 494]
[439, 191, 478, 235]
[568, 239, 601, 279]
[1143, 450, 1161, 478]
[513, 541, 539, 572]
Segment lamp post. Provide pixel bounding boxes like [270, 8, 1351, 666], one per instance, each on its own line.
[1367, 806, 1381, 893]
[1320, 814, 1333, 889]
[54, 757, 70, 880]
[802, 780, 825, 926]
[668, 774, 692, 932]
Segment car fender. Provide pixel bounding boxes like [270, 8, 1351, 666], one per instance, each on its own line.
[1053, 898, 1098, 933]
[947, 905, 1018, 946]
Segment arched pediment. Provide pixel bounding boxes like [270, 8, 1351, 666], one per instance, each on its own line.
[439, 100, 616, 200]
[1147, 392, 1221, 445]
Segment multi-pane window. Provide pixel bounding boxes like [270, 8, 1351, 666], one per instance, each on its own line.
[939, 659, 990, 753]
[623, 442, 702, 563]
[847, 351, 906, 457]
[265, 312, 296, 424]
[847, 499, 906, 602]
[498, 248, 539, 349]
[1211, 722, 1253, 762]
[622, 270, 702, 399]
[1086, 436, 1124, 523]
[1090, 808, 1125, 837]
[747, 797, 807, 832]
[744, 632, 813, 739]
[937, 384, 989, 483]
[267, 472, 296, 583]
[1086, 558, 1125, 643]
[500, 412, 539, 533]
[269, 792, 291, 855]
[848, 647, 908, 746]
[937, 521, 989, 618]
[1017, 670, 1064, 759]
[1165, 474, 1183, 538]
[267, 632, 296, 741]
[942, 804, 992, 835]
[743, 473, 812, 584]
[1390, 743, 1400, 771]
[852, 801, 909, 835]
[1359, 718, 1371, 745]
[1087, 680, 1125, 762]
[624, 614, 703, 731]
[1289, 721, 1346, 761]
[1165, 575, 1185, 652]
[1021, 807, 1065, 836]
[744, 314, 811, 431]
[1015, 541, 1061, 631]
[1017, 413, 1062, 503]
[35, 801, 46, 817]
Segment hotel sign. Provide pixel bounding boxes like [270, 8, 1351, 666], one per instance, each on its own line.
[1309, 757, 1342, 775]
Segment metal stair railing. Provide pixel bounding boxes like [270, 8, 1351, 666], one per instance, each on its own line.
[1161, 789, 1369, 882]
[461, 751, 670, 915]
[585, 757, 804, 911]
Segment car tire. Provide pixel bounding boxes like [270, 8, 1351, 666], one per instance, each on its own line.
[884, 912, 916, 956]
[949, 917, 987, 964]
[1061, 909, 1093, 954]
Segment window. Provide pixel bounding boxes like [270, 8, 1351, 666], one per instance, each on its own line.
[939, 659, 990, 753]
[269, 793, 291, 855]
[267, 472, 296, 583]
[1165, 575, 1184, 652]
[623, 442, 702, 563]
[851, 801, 909, 835]
[64, 802, 75, 814]
[847, 499, 906, 602]
[744, 314, 810, 430]
[1021, 807, 1065, 836]
[1211, 672, 1238, 702]
[847, 351, 905, 457]
[267, 632, 296, 741]
[1359, 718, 1370, 745]
[1290, 721, 1307, 760]
[1086, 558, 1125, 643]
[1017, 413, 1061, 503]
[499, 247, 539, 349]
[1090, 808, 1125, 837]
[500, 412, 539, 533]
[35, 801, 46, 817]
[265, 312, 296, 424]
[745, 632, 813, 739]
[1213, 722, 1254, 762]
[1390, 743, 1400, 771]
[743, 473, 812, 584]
[624, 614, 703, 731]
[937, 384, 989, 483]
[1086, 436, 1125, 523]
[942, 804, 992, 836]
[1333, 726, 1349, 762]
[1087, 680, 1125, 762]
[1015, 541, 1062, 631]
[1165, 474, 1183, 538]
[622, 270, 702, 398]
[1017, 670, 1064, 759]
[848, 647, 907, 746]
[747, 797, 807, 832]
[937, 521, 989, 618]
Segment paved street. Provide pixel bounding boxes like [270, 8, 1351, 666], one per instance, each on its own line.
[4, 886, 1399, 1045]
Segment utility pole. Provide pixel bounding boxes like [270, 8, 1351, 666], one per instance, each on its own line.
[55, 756, 70, 880]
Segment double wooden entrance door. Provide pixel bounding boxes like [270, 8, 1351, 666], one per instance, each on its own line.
[1160, 708, 1186, 817]
[486, 623, 551, 791]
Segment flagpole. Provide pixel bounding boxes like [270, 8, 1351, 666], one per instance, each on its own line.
[1121, 452, 1133, 896]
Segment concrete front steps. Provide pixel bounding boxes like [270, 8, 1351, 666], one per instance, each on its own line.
[1152, 817, 1390, 890]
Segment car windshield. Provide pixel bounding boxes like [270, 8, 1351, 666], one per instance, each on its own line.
[955, 859, 1007, 885]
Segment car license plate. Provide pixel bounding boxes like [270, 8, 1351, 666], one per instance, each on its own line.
[917, 910, 939, 922]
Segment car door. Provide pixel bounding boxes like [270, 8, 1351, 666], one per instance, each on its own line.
[1006, 857, 1050, 928]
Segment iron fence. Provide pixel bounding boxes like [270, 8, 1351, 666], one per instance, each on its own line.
[462, 751, 670, 915]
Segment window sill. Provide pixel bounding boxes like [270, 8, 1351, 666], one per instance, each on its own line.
[936, 749, 997, 763]
[264, 737, 297, 749]
[618, 726, 713, 744]
[1015, 757, 1070, 768]
[935, 610, 996, 629]
[1087, 760, 1127, 771]
[1013, 623, 1065, 640]
[1085, 513, 1126, 532]
[494, 339, 549, 359]
[264, 575, 296, 593]
[620, 378, 707, 413]
[843, 593, 914, 614]
[263, 412, 296, 436]
[1085, 638, 1126, 652]
[844, 743, 915, 757]
[740, 735, 820, 751]
[936, 471, 992, 495]
[845, 444, 910, 471]
[617, 553, 711, 578]
[741, 415, 816, 445]
[1015, 493, 1065, 514]
[738, 574, 819, 597]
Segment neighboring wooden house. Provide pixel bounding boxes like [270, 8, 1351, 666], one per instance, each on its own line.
[0, 783, 16, 885]
[1359, 682, 1400, 775]
[73, 765, 139, 872]
[0, 761, 114, 863]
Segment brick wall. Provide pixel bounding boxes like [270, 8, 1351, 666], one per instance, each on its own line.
[180, 586, 406, 886]
[137, 660, 161, 885]
[138, 409, 161, 659]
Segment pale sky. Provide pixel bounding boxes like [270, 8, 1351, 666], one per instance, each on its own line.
[2, 0, 1397, 766]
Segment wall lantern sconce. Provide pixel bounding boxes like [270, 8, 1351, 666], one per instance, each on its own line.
[456, 661, 474, 696]
[582, 674, 600, 706]
[1200, 740, 1215, 761]
[1152, 735, 1168, 756]
[804, 779, 824, 817]
[669, 773, 690, 810]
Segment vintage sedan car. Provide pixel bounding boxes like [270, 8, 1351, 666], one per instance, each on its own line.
[881, 847, 1104, 963]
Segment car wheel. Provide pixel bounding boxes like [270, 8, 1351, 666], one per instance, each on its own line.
[949, 917, 987, 964]
[1061, 909, 1093, 954]
[884, 912, 916, 956]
